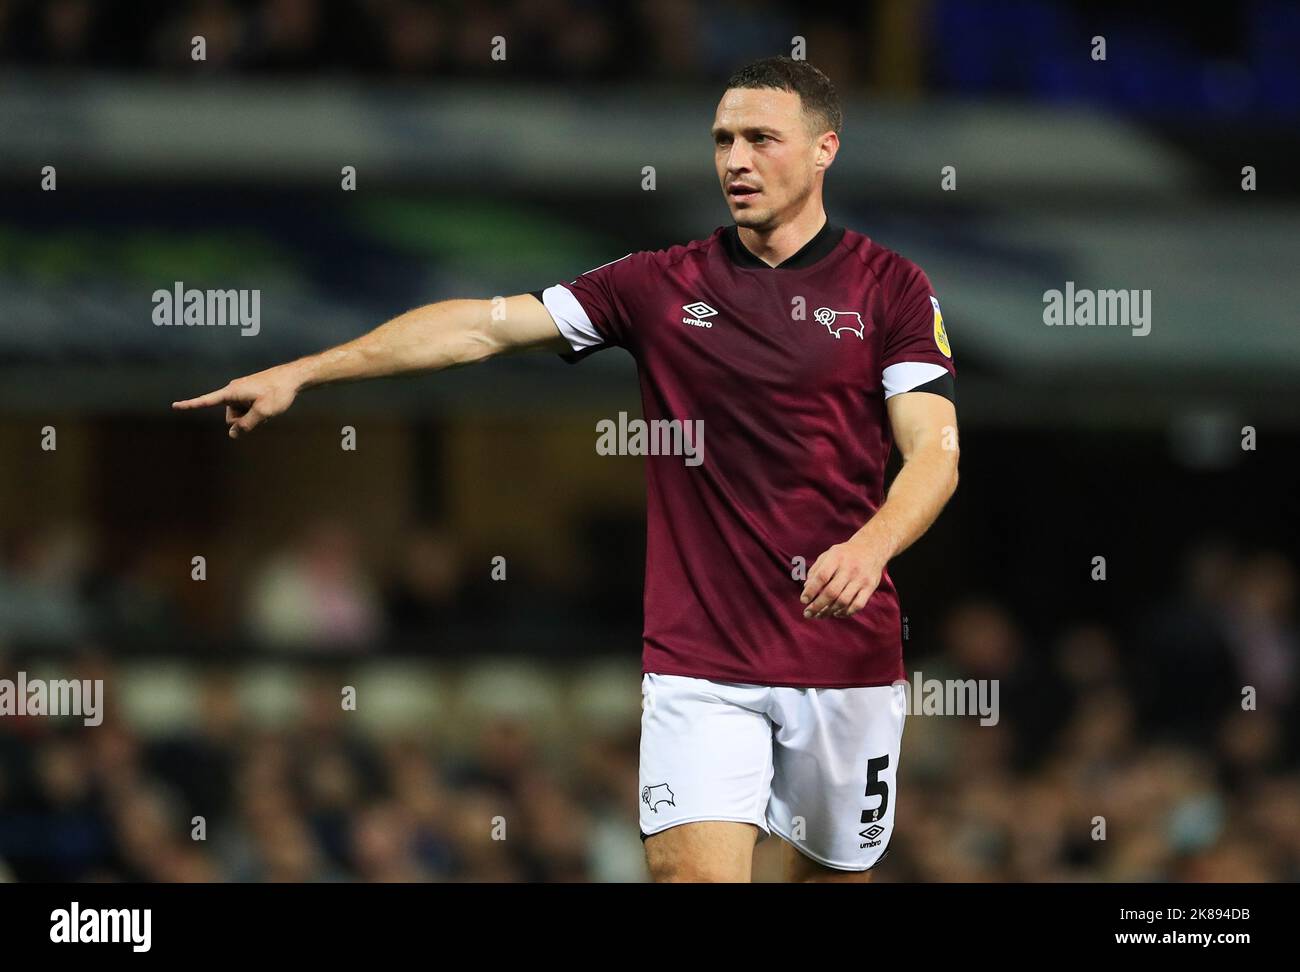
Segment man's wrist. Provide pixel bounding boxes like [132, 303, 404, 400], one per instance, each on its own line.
[287, 354, 322, 392]
[847, 520, 896, 567]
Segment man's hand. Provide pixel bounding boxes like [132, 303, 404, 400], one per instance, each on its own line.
[798, 390, 959, 621]
[800, 537, 888, 619]
[170, 295, 570, 438]
[172, 362, 305, 438]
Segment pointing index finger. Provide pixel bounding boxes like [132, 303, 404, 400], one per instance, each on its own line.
[172, 387, 230, 410]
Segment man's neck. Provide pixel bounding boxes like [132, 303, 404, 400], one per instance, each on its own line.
[736, 205, 828, 268]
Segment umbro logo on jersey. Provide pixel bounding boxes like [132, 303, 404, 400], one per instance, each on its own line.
[814, 307, 865, 340]
[681, 301, 718, 328]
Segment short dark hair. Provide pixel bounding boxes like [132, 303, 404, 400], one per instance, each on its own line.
[724, 56, 842, 136]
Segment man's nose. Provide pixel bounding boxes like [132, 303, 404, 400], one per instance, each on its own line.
[726, 141, 753, 173]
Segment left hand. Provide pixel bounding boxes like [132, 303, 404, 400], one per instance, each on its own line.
[800, 538, 887, 619]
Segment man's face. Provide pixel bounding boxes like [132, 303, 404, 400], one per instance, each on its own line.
[712, 87, 835, 231]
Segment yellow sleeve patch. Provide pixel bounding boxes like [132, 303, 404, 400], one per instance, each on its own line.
[930, 296, 952, 358]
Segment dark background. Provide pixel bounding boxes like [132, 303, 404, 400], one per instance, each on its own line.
[0, 0, 1297, 882]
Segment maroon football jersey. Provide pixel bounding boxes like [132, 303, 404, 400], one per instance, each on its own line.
[535, 220, 955, 687]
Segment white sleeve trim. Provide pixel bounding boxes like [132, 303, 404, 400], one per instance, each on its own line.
[882, 361, 948, 399]
[540, 283, 604, 352]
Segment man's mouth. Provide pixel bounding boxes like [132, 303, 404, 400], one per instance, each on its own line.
[727, 184, 760, 199]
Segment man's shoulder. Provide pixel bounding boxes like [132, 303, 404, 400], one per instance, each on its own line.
[838, 227, 926, 285]
[611, 228, 727, 274]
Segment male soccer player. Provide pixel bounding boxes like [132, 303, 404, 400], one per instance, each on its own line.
[174, 56, 959, 883]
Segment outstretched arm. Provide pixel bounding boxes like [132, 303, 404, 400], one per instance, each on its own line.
[800, 391, 960, 618]
[172, 294, 567, 437]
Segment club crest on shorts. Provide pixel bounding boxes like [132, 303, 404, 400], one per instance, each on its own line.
[642, 783, 675, 813]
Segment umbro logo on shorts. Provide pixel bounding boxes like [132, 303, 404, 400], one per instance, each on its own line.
[681, 301, 718, 328]
[859, 824, 885, 841]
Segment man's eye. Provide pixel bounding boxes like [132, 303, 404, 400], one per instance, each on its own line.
[752, 134, 769, 143]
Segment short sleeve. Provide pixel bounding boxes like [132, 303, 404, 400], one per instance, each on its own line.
[880, 262, 957, 402]
[532, 253, 639, 364]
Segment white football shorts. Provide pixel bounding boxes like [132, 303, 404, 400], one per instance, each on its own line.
[638, 672, 908, 871]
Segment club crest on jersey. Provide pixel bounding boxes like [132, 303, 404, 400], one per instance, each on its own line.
[681, 301, 717, 328]
[931, 296, 952, 357]
[813, 307, 865, 340]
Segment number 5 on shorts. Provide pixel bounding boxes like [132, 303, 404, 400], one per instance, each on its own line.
[861, 754, 890, 824]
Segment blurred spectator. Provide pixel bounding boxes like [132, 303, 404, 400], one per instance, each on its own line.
[1223, 551, 1297, 709]
[0, 525, 93, 644]
[383, 525, 465, 641]
[1133, 540, 1246, 746]
[244, 520, 385, 651]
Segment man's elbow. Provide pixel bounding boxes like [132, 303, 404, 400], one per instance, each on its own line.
[466, 324, 503, 364]
[943, 444, 960, 499]
[463, 300, 511, 363]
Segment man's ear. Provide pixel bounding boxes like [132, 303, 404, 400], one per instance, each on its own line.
[817, 131, 840, 171]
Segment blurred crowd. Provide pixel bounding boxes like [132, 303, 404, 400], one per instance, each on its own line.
[0, 0, 1295, 116]
[0, 518, 628, 655]
[1, 535, 1296, 882]
[0, 668, 644, 882]
[886, 543, 1300, 881]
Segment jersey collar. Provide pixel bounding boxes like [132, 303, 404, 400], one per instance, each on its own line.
[722, 219, 845, 270]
